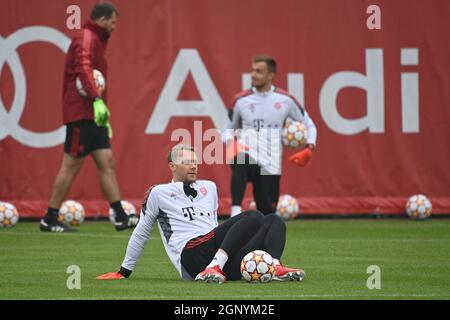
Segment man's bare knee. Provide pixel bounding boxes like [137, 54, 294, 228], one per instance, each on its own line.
[98, 156, 116, 175]
[61, 155, 84, 176]
[108, 156, 116, 170]
[102, 155, 115, 172]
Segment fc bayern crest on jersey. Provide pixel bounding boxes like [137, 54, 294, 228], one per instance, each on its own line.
[274, 102, 282, 110]
[200, 187, 208, 195]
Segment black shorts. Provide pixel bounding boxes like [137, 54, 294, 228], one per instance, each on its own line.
[180, 211, 280, 281]
[230, 154, 281, 214]
[181, 229, 217, 280]
[64, 120, 110, 158]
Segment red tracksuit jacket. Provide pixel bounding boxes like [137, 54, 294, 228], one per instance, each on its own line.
[62, 20, 110, 124]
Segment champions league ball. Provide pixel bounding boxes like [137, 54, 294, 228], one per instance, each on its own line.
[76, 69, 106, 97]
[108, 200, 137, 224]
[59, 200, 85, 226]
[282, 119, 308, 148]
[406, 194, 432, 220]
[0, 201, 20, 228]
[276, 194, 299, 220]
[240, 250, 276, 283]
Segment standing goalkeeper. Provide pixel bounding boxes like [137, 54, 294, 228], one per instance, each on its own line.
[39, 2, 137, 232]
[224, 54, 317, 217]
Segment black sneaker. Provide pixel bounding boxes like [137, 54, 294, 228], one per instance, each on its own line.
[40, 218, 77, 232]
[114, 214, 139, 231]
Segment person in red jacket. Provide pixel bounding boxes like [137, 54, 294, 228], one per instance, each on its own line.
[40, 2, 137, 232]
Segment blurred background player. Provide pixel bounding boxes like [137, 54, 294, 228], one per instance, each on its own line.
[223, 54, 317, 217]
[39, 2, 138, 232]
[96, 144, 305, 283]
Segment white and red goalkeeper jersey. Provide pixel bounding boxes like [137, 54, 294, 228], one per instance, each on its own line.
[224, 86, 317, 174]
[121, 180, 218, 279]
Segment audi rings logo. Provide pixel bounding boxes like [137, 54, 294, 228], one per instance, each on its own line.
[0, 26, 70, 148]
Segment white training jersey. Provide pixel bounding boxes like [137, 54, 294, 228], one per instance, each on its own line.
[223, 86, 317, 174]
[121, 180, 219, 280]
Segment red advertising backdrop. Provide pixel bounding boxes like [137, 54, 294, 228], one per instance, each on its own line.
[1, 0, 449, 217]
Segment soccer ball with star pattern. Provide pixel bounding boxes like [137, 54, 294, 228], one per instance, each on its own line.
[108, 200, 137, 224]
[405, 194, 432, 220]
[76, 69, 105, 97]
[58, 200, 85, 226]
[0, 201, 20, 228]
[240, 250, 276, 283]
[282, 118, 308, 148]
[276, 194, 299, 221]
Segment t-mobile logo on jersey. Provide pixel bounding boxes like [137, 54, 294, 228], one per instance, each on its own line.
[182, 206, 213, 221]
[253, 119, 264, 131]
[182, 207, 196, 221]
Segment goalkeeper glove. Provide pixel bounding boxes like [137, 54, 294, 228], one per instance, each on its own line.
[288, 147, 313, 167]
[96, 267, 131, 280]
[106, 120, 113, 139]
[96, 272, 124, 280]
[93, 98, 110, 126]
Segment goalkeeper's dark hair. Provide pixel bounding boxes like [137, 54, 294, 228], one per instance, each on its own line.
[167, 144, 196, 163]
[91, 1, 119, 20]
[252, 54, 277, 73]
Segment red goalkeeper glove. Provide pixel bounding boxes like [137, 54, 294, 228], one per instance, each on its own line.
[288, 148, 313, 167]
[96, 272, 124, 280]
[96, 267, 131, 280]
[226, 139, 250, 162]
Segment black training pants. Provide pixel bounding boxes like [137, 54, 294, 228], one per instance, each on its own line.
[181, 210, 286, 280]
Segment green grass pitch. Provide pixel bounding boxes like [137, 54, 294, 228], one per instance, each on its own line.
[1, 219, 449, 300]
